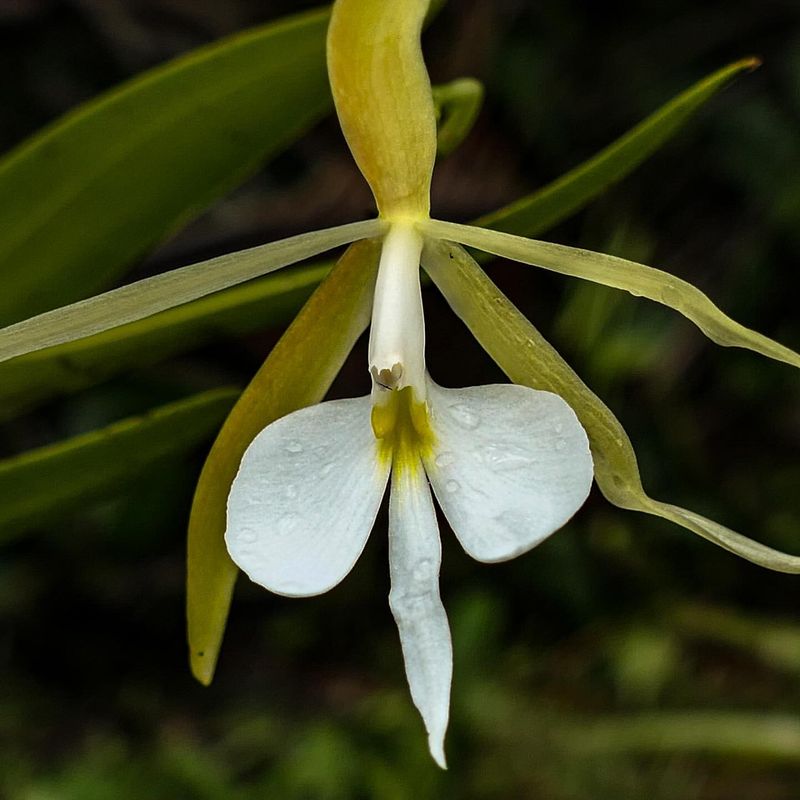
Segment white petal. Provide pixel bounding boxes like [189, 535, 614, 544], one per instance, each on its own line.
[226, 395, 389, 597]
[423, 381, 593, 563]
[388, 455, 452, 769]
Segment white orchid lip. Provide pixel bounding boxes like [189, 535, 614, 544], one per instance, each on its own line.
[368, 221, 427, 402]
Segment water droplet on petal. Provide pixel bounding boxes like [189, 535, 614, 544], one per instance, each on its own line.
[449, 403, 480, 430]
[392, 592, 428, 618]
[276, 512, 300, 537]
[554, 422, 564, 435]
[413, 558, 434, 582]
[435, 451, 454, 468]
[285, 441, 303, 454]
[446, 479, 460, 493]
[320, 462, 335, 477]
[482, 443, 531, 471]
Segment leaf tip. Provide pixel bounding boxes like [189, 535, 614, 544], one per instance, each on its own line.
[739, 55, 763, 73]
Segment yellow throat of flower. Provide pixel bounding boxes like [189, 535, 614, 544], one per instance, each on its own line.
[327, 0, 436, 221]
[372, 386, 434, 468]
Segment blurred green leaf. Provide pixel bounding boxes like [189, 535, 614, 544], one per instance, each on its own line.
[0, 263, 329, 419]
[477, 58, 760, 236]
[187, 239, 381, 686]
[432, 78, 484, 156]
[0, 388, 238, 539]
[0, 6, 331, 326]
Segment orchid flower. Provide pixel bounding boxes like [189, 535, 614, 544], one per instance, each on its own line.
[1, 0, 799, 769]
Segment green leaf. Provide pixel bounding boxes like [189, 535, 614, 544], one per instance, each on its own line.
[432, 78, 484, 156]
[0, 6, 331, 326]
[423, 240, 800, 574]
[187, 238, 381, 686]
[476, 58, 760, 237]
[0, 388, 238, 540]
[0, 262, 330, 419]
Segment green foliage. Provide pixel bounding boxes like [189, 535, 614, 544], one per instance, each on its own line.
[0, 388, 237, 539]
[0, 3, 797, 799]
[0, 7, 331, 325]
[478, 58, 760, 237]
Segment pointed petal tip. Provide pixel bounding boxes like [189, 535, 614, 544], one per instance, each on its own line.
[429, 735, 448, 769]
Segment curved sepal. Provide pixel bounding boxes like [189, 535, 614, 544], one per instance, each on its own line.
[187, 239, 381, 685]
[422, 239, 800, 574]
[424, 219, 800, 371]
[327, 0, 436, 218]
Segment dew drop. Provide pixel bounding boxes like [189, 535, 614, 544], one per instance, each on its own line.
[392, 592, 427, 617]
[285, 441, 303, 454]
[276, 512, 300, 537]
[483, 443, 531, 471]
[446, 479, 460, 493]
[413, 558, 434, 582]
[320, 462, 335, 477]
[449, 403, 480, 430]
[435, 451, 454, 468]
[660, 285, 680, 306]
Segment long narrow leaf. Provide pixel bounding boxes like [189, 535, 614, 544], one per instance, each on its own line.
[0, 388, 238, 539]
[422, 239, 800, 573]
[0, 7, 332, 326]
[476, 58, 759, 236]
[187, 238, 381, 685]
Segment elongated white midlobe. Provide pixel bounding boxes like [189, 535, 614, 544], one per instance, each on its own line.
[368, 222, 427, 399]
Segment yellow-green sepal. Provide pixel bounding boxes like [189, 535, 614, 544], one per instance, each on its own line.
[423, 240, 800, 574]
[187, 238, 381, 685]
[327, 0, 437, 219]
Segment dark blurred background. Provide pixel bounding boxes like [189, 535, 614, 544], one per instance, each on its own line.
[1, 1, 799, 798]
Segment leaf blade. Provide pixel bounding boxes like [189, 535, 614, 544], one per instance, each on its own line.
[0, 388, 238, 539]
[476, 58, 760, 237]
[0, 7, 332, 325]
